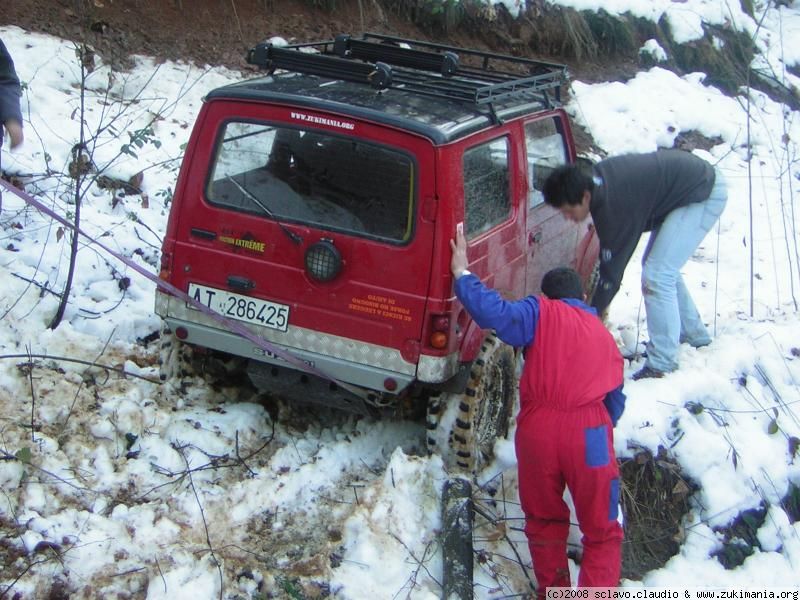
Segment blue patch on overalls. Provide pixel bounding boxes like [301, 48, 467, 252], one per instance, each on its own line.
[609, 477, 620, 521]
[584, 425, 609, 467]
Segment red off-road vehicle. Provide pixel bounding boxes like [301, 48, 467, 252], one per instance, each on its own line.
[156, 33, 598, 473]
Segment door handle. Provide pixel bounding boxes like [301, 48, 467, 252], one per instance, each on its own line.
[528, 231, 543, 245]
[227, 275, 255, 291]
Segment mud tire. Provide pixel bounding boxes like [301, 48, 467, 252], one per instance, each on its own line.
[157, 322, 197, 381]
[158, 323, 248, 391]
[584, 258, 601, 305]
[428, 333, 517, 475]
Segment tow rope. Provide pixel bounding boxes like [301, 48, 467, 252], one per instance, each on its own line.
[0, 178, 371, 400]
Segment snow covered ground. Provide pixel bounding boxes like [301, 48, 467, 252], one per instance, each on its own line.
[1, 0, 800, 596]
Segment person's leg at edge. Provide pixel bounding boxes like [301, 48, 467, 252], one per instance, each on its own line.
[678, 171, 728, 348]
[638, 227, 676, 372]
[563, 407, 623, 587]
[641, 186, 725, 373]
[516, 420, 572, 599]
[676, 273, 711, 347]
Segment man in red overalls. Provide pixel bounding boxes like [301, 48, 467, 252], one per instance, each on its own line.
[451, 228, 625, 596]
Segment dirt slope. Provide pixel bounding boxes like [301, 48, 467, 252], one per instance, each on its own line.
[2, 0, 475, 71]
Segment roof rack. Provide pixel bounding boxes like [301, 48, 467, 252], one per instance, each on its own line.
[246, 33, 568, 114]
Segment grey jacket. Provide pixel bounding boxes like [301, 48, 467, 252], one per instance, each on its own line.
[590, 150, 716, 313]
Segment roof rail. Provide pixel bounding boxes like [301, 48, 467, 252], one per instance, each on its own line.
[246, 33, 568, 109]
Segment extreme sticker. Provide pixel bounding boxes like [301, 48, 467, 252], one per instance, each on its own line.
[348, 294, 412, 323]
[218, 235, 266, 253]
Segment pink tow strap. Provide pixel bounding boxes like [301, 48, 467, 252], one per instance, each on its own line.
[0, 178, 366, 398]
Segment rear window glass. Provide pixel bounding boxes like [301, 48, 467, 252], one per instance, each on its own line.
[463, 137, 511, 239]
[206, 122, 415, 243]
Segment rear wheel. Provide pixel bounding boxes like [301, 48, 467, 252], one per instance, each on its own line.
[575, 222, 600, 303]
[158, 322, 245, 387]
[584, 258, 600, 305]
[427, 333, 517, 475]
[158, 322, 196, 381]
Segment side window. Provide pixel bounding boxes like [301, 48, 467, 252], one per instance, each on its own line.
[463, 137, 510, 240]
[525, 118, 568, 209]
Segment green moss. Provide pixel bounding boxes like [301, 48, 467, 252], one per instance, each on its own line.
[583, 9, 638, 56]
[389, 0, 469, 33]
[516, 5, 672, 63]
[301, 0, 337, 11]
[668, 23, 754, 94]
[518, 6, 594, 59]
[378, 0, 787, 107]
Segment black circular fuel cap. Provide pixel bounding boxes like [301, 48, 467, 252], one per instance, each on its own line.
[305, 239, 342, 282]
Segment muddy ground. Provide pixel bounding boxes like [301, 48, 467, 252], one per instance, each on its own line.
[3, 0, 514, 71]
[1, 0, 622, 157]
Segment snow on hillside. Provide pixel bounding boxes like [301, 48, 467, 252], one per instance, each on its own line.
[1, 0, 800, 597]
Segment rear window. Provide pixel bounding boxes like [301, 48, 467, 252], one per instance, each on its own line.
[206, 121, 415, 243]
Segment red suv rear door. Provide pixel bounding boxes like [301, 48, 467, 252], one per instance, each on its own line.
[167, 101, 436, 366]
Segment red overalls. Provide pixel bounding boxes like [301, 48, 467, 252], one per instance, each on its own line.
[515, 297, 624, 596]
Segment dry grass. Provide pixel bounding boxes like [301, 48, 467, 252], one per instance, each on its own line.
[669, 24, 755, 96]
[619, 447, 697, 580]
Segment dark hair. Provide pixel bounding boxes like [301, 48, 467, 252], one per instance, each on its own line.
[542, 164, 594, 208]
[541, 267, 584, 300]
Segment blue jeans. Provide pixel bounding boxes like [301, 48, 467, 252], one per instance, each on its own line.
[641, 170, 727, 373]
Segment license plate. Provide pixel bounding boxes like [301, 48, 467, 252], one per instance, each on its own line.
[187, 283, 290, 332]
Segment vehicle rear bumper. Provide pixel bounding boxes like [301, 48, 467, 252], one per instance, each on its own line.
[156, 291, 418, 392]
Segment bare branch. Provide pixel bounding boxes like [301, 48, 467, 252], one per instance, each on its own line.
[1, 353, 161, 384]
[0, 557, 53, 599]
[178, 445, 224, 600]
[390, 532, 440, 599]
[137, 420, 275, 501]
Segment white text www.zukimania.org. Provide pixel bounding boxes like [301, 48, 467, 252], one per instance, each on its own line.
[546, 588, 800, 600]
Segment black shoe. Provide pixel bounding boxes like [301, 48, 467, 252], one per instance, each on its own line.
[631, 365, 666, 380]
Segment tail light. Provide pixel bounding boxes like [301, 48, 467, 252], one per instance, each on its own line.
[159, 251, 172, 281]
[429, 314, 450, 349]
